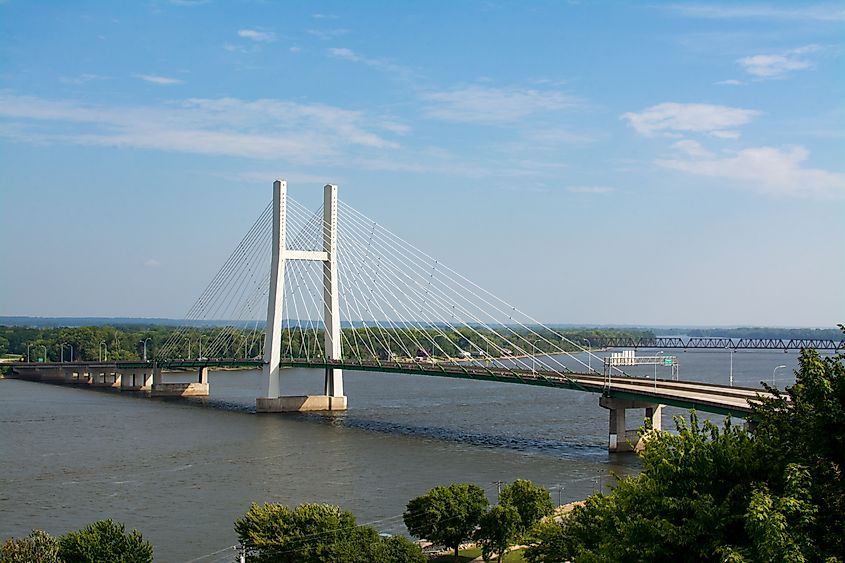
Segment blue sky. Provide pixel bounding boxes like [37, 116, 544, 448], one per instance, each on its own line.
[1, 1, 843, 326]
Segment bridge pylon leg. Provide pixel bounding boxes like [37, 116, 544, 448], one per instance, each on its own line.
[322, 183, 346, 410]
[599, 396, 663, 453]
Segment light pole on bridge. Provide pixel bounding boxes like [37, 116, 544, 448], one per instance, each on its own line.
[140, 338, 151, 362]
[61, 343, 73, 363]
[725, 342, 734, 387]
[26, 343, 33, 363]
[99, 341, 108, 362]
[654, 351, 663, 389]
[581, 338, 591, 372]
[39, 345, 47, 363]
[772, 364, 786, 388]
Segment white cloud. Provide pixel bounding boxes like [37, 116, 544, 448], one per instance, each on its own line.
[621, 102, 759, 138]
[238, 29, 276, 43]
[327, 47, 359, 61]
[144, 258, 161, 268]
[326, 47, 410, 77]
[737, 45, 821, 78]
[672, 139, 714, 158]
[567, 186, 615, 194]
[657, 145, 845, 198]
[134, 74, 183, 85]
[0, 92, 402, 162]
[664, 4, 845, 21]
[422, 86, 578, 124]
[715, 79, 743, 86]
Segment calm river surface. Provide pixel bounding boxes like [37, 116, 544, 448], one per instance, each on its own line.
[0, 348, 821, 561]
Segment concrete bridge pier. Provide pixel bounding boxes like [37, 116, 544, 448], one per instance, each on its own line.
[599, 396, 663, 453]
[151, 366, 209, 397]
[90, 368, 120, 388]
[120, 368, 154, 392]
[72, 366, 89, 384]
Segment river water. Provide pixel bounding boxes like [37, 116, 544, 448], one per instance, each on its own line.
[0, 348, 823, 561]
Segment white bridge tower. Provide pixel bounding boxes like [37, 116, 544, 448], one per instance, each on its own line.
[256, 180, 347, 412]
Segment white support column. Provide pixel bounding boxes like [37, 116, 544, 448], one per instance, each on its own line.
[262, 180, 288, 399]
[323, 183, 343, 398]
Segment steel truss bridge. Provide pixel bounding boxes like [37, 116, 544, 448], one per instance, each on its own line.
[591, 337, 844, 351]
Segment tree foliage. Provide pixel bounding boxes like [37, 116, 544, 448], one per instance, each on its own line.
[404, 483, 489, 560]
[57, 519, 153, 563]
[475, 504, 522, 563]
[499, 479, 554, 537]
[0, 530, 60, 563]
[234, 502, 423, 563]
[376, 535, 427, 563]
[524, 341, 845, 563]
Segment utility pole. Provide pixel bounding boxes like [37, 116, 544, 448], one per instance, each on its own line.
[492, 480, 504, 503]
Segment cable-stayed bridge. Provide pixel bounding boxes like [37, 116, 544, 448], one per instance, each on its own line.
[11, 181, 797, 452]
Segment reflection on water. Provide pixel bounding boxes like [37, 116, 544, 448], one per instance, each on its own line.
[0, 348, 819, 561]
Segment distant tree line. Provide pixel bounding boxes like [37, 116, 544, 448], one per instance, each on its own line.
[0, 324, 654, 362]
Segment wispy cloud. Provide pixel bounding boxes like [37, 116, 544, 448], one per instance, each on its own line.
[143, 258, 162, 268]
[327, 47, 410, 77]
[238, 29, 276, 43]
[223, 43, 259, 54]
[657, 145, 845, 198]
[134, 73, 183, 85]
[737, 45, 821, 78]
[0, 92, 402, 162]
[621, 102, 759, 138]
[714, 79, 743, 86]
[422, 85, 579, 124]
[60, 73, 105, 85]
[663, 3, 845, 22]
[671, 139, 714, 158]
[567, 186, 615, 194]
[307, 28, 348, 40]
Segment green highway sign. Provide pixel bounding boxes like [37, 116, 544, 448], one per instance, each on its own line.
[663, 357, 674, 366]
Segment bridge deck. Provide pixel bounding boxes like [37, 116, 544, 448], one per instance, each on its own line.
[9, 358, 774, 418]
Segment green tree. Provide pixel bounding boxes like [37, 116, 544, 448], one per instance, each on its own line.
[475, 504, 521, 563]
[404, 483, 489, 561]
[374, 535, 426, 563]
[524, 339, 845, 563]
[1, 530, 60, 563]
[235, 502, 408, 563]
[499, 479, 554, 537]
[58, 519, 153, 563]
